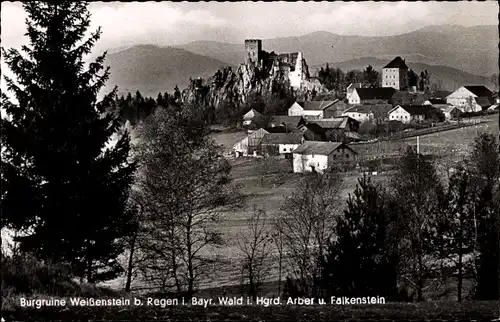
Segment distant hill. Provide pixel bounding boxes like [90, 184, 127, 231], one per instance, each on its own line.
[176, 25, 497, 77]
[310, 57, 492, 92]
[103, 45, 234, 97]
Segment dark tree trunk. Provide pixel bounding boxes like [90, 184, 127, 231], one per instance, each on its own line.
[125, 233, 137, 292]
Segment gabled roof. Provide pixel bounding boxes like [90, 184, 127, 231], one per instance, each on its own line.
[343, 104, 393, 118]
[293, 141, 358, 155]
[432, 91, 452, 99]
[309, 118, 346, 130]
[390, 105, 428, 116]
[474, 97, 492, 107]
[355, 87, 397, 100]
[297, 100, 338, 111]
[243, 108, 263, 120]
[269, 116, 304, 128]
[383, 56, 409, 69]
[428, 98, 447, 105]
[261, 133, 303, 145]
[463, 85, 492, 98]
[442, 105, 461, 113]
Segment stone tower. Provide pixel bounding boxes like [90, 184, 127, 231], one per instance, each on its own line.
[244, 39, 262, 65]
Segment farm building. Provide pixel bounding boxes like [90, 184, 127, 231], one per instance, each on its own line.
[308, 116, 360, 132]
[298, 123, 327, 141]
[346, 83, 371, 100]
[242, 108, 263, 126]
[288, 100, 348, 119]
[267, 115, 306, 131]
[259, 133, 304, 157]
[348, 87, 397, 105]
[388, 105, 427, 124]
[341, 104, 393, 123]
[446, 85, 494, 112]
[232, 128, 269, 157]
[440, 105, 463, 120]
[292, 141, 357, 173]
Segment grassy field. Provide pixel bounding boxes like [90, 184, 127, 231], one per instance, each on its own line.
[351, 114, 498, 159]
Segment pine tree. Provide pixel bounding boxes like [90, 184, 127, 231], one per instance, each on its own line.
[321, 175, 398, 299]
[1, 1, 136, 283]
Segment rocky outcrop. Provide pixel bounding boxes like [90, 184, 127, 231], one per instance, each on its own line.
[181, 57, 328, 110]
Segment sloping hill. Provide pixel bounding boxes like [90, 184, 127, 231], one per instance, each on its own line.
[176, 25, 497, 77]
[310, 57, 492, 91]
[103, 45, 234, 97]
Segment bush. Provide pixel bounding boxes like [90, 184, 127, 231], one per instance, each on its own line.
[1, 253, 79, 297]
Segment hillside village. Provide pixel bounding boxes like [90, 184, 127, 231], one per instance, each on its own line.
[2, 2, 500, 320]
[232, 39, 499, 174]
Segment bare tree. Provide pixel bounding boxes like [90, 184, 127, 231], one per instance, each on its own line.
[271, 218, 286, 296]
[133, 106, 243, 298]
[278, 169, 343, 297]
[388, 146, 446, 302]
[237, 205, 273, 301]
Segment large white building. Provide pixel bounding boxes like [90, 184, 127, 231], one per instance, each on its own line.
[382, 56, 409, 91]
[446, 85, 494, 112]
[292, 141, 357, 173]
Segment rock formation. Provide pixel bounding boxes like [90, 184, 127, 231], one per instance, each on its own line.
[181, 40, 328, 111]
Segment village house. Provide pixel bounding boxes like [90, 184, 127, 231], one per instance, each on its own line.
[232, 128, 268, 157]
[341, 104, 393, 123]
[259, 133, 304, 158]
[308, 116, 360, 132]
[348, 87, 397, 105]
[292, 141, 357, 173]
[242, 108, 263, 126]
[298, 123, 327, 141]
[287, 100, 347, 119]
[446, 85, 494, 112]
[382, 57, 409, 91]
[346, 83, 370, 100]
[388, 105, 427, 124]
[267, 115, 306, 131]
[440, 105, 463, 120]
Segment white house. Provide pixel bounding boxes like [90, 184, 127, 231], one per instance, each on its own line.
[292, 141, 357, 173]
[232, 128, 268, 157]
[341, 104, 393, 123]
[342, 105, 374, 123]
[440, 105, 463, 120]
[446, 85, 493, 112]
[348, 87, 397, 105]
[242, 108, 263, 126]
[259, 133, 304, 157]
[388, 105, 426, 124]
[288, 100, 345, 119]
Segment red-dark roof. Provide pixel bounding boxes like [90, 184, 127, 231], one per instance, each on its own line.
[464, 85, 492, 98]
[297, 101, 337, 111]
[383, 56, 409, 69]
[261, 133, 303, 145]
[355, 87, 397, 101]
[396, 105, 428, 116]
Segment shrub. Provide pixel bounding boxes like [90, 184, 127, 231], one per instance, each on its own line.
[1, 253, 80, 297]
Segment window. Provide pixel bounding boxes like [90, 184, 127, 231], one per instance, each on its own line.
[333, 154, 336, 159]
[346, 154, 349, 158]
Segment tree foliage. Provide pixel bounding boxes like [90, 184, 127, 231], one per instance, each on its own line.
[321, 175, 399, 299]
[132, 105, 243, 298]
[1, 1, 136, 283]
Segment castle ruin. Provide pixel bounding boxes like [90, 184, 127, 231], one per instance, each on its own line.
[244, 39, 309, 89]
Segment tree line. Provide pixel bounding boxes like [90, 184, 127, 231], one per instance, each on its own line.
[1, 1, 499, 304]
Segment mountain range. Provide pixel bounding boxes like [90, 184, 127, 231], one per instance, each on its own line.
[102, 25, 498, 97]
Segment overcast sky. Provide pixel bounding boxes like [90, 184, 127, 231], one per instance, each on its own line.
[1, 1, 498, 53]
